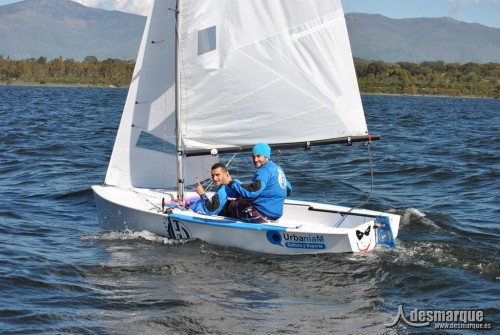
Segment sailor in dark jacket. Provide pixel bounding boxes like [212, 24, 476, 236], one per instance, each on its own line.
[189, 163, 239, 216]
[225, 142, 292, 223]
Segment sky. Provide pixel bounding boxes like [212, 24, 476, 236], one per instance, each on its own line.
[0, 0, 499, 28]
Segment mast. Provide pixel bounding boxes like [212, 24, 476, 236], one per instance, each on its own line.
[174, 0, 184, 201]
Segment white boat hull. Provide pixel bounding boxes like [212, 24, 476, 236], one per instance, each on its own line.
[92, 185, 399, 254]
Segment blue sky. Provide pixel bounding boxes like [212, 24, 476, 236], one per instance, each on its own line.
[0, 0, 499, 28]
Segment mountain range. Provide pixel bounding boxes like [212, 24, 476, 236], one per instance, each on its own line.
[1, 0, 499, 64]
[346, 13, 500, 64]
[0, 0, 144, 61]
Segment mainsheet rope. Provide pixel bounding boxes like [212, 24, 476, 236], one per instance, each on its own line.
[334, 140, 375, 227]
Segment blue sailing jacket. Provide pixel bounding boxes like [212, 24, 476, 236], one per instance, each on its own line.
[189, 181, 240, 216]
[230, 161, 289, 218]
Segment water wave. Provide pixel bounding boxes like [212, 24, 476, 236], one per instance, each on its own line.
[1, 88, 499, 333]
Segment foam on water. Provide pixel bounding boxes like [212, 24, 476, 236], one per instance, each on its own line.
[81, 230, 184, 245]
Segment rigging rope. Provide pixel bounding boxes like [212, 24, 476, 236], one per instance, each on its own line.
[334, 140, 375, 227]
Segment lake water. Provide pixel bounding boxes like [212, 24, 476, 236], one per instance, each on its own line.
[0, 86, 498, 334]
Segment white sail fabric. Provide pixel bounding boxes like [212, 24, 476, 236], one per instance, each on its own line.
[105, 0, 366, 188]
[105, 0, 216, 189]
[179, 0, 368, 150]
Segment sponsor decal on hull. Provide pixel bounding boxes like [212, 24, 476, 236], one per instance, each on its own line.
[267, 230, 326, 249]
[164, 217, 192, 240]
[355, 225, 372, 252]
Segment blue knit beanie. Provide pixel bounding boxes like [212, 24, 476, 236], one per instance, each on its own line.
[252, 142, 271, 158]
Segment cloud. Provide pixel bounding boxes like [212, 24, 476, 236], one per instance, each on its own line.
[445, 0, 499, 14]
[444, 0, 477, 14]
[74, 0, 153, 16]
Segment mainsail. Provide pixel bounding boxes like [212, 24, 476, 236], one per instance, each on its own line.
[179, 0, 368, 150]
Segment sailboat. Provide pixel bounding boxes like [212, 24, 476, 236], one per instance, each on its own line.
[92, 0, 400, 254]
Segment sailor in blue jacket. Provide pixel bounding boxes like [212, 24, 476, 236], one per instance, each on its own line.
[189, 163, 239, 216]
[225, 142, 291, 223]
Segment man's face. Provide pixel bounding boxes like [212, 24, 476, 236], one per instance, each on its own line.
[252, 154, 268, 168]
[211, 167, 228, 186]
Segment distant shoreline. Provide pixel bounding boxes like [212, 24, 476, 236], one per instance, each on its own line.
[1, 81, 496, 99]
[0, 81, 121, 89]
[361, 92, 496, 99]
[1, 58, 498, 98]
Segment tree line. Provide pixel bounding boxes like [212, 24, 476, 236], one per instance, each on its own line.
[355, 59, 500, 98]
[0, 56, 134, 87]
[1, 55, 499, 98]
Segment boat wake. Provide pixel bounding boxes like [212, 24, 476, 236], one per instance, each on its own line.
[380, 208, 499, 280]
[389, 207, 437, 228]
[81, 229, 187, 245]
